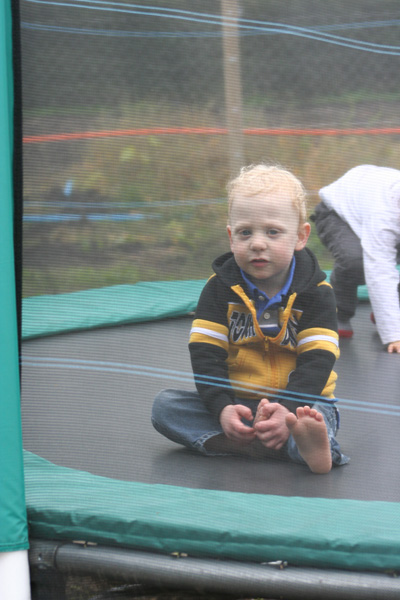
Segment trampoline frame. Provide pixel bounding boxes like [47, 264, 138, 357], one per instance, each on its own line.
[29, 539, 400, 600]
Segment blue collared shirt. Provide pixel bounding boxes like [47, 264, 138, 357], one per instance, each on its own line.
[240, 257, 296, 336]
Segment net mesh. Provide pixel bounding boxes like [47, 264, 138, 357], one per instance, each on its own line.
[21, 0, 400, 296]
[20, 2, 400, 597]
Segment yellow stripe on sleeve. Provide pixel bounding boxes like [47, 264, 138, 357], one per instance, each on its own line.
[189, 319, 230, 351]
[297, 327, 340, 357]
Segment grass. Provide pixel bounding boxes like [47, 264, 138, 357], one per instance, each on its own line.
[22, 99, 400, 297]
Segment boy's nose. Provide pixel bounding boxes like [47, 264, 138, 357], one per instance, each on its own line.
[250, 233, 267, 250]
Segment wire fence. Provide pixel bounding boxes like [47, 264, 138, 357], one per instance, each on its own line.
[20, 0, 400, 295]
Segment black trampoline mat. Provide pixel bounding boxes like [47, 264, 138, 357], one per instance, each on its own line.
[21, 302, 400, 502]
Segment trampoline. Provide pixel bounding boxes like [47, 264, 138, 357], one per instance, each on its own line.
[2, 2, 400, 598]
[21, 284, 400, 598]
[21, 300, 400, 501]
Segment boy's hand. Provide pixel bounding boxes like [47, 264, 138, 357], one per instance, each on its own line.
[219, 404, 256, 443]
[253, 399, 290, 450]
[387, 340, 400, 353]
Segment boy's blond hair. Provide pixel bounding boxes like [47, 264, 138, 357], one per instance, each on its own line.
[227, 164, 308, 225]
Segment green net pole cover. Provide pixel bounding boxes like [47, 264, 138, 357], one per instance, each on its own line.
[0, 0, 28, 553]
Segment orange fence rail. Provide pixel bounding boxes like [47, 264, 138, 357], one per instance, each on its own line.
[23, 127, 400, 144]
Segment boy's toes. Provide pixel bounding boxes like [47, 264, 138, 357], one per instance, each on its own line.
[296, 406, 306, 419]
[285, 412, 297, 430]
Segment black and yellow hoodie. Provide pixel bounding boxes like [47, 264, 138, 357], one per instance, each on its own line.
[189, 248, 339, 418]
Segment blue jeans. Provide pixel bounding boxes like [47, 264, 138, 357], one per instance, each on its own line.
[151, 389, 349, 467]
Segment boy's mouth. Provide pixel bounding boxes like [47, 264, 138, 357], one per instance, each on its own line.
[251, 258, 268, 265]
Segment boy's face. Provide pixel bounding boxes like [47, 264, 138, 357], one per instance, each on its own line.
[227, 189, 310, 295]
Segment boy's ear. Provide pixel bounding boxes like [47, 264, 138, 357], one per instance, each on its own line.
[295, 222, 311, 251]
[226, 225, 233, 248]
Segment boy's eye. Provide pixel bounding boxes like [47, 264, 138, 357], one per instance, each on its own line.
[267, 228, 280, 236]
[240, 229, 251, 237]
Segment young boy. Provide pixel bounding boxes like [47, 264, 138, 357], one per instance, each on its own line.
[313, 165, 400, 352]
[152, 164, 348, 474]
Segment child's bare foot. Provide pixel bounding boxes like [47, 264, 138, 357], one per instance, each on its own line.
[285, 406, 332, 474]
[253, 399, 270, 425]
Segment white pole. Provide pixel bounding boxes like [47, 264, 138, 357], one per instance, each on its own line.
[0, 551, 31, 600]
[221, 0, 244, 176]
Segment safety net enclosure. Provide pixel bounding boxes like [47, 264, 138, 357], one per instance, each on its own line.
[14, 0, 400, 598]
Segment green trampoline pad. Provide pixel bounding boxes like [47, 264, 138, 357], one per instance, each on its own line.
[24, 450, 400, 572]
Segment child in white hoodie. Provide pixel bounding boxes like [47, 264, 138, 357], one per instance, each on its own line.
[313, 165, 400, 353]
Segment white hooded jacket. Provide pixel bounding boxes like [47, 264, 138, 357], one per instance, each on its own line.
[319, 164, 400, 345]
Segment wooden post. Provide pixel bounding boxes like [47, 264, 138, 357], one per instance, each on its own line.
[221, 0, 244, 176]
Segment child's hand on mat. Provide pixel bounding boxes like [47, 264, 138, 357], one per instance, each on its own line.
[253, 400, 290, 450]
[387, 340, 400, 353]
[219, 404, 256, 443]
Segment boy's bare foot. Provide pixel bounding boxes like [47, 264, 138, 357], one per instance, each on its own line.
[285, 406, 332, 474]
[253, 399, 270, 425]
